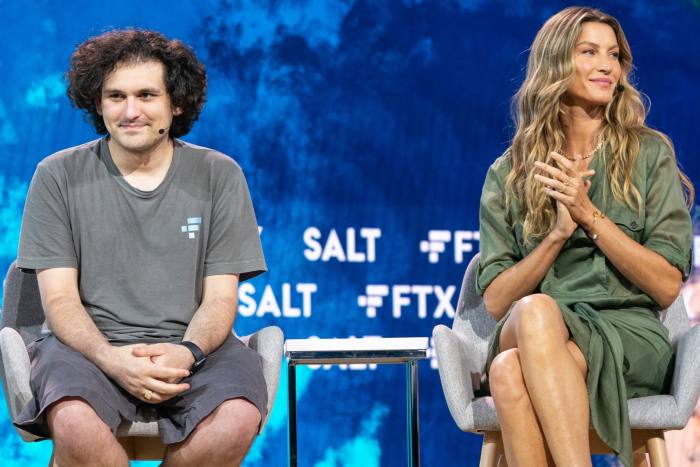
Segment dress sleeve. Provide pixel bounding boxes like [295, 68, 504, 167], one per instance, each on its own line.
[17, 163, 78, 270]
[641, 139, 692, 281]
[204, 159, 267, 281]
[476, 159, 522, 295]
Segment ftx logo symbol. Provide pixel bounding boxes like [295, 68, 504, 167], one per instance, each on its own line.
[181, 217, 202, 239]
[357, 285, 390, 318]
[420, 230, 480, 263]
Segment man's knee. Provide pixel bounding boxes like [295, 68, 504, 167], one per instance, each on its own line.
[511, 293, 566, 342]
[215, 399, 260, 443]
[47, 397, 122, 465]
[47, 397, 107, 438]
[489, 349, 527, 404]
[195, 398, 261, 452]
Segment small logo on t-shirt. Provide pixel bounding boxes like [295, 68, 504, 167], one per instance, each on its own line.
[181, 217, 202, 239]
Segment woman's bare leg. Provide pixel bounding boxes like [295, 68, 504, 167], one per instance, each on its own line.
[490, 348, 553, 467]
[498, 293, 590, 467]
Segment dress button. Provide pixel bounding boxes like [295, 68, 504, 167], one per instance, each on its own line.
[630, 221, 638, 228]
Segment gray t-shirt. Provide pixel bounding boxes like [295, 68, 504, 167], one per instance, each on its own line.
[18, 138, 266, 343]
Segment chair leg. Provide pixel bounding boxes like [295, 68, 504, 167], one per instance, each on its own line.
[646, 433, 669, 467]
[49, 451, 63, 467]
[479, 431, 502, 467]
[632, 452, 649, 467]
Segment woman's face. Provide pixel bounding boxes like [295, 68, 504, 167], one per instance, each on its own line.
[565, 21, 622, 109]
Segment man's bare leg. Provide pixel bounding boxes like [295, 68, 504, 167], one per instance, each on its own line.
[47, 397, 128, 467]
[164, 398, 261, 467]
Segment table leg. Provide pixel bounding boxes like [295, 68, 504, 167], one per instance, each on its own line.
[288, 362, 298, 467]
[407, 360, 420, 467]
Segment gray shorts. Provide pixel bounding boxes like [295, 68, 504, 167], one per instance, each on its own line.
[14, 334, 267, 444]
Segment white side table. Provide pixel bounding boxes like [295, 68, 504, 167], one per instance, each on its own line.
[285, 337, 429, 467]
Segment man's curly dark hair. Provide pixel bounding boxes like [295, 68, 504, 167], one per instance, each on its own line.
[66, 29, 207, 138]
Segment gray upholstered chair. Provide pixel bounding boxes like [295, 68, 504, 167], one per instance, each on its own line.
[433, 253, 700, 467]
[0, 261, 284, 461]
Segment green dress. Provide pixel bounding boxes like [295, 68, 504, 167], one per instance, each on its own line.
[476, 134, 692, 467]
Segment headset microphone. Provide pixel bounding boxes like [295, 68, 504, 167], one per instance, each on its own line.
[616, 84, 624, 92]
[158, 128, 167, 135]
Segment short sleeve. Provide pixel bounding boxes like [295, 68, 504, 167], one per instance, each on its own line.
[476, 159, 522, 295]
[204, 160, 267, 281]
[17, 163, 78, 270]
[641, 139, 692, 280]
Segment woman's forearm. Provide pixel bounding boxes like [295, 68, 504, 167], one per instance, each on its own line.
[585, 216, 682, 308]
[483, 233, 567, 320]
[536, 152, 683, 308]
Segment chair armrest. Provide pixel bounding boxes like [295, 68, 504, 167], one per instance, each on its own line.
[0, 327, 33, 421]
[670, 324, 700, 425]
[241, 326, 284, 432]
[433, 324, 482, 431]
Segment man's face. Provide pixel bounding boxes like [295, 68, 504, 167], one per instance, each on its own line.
[98, 59, 181, 154]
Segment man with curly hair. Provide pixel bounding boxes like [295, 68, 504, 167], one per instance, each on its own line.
[14, 29, 268, 467]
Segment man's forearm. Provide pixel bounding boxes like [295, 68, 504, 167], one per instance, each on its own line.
[483, 232, 567, 320]
[43, 295, 113, 368]
[183, 295, 237, 355]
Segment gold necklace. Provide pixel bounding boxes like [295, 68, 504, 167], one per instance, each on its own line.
[564, 138, 603, 161]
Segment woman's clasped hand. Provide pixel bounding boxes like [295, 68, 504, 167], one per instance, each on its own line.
[534, 152, 596, 232]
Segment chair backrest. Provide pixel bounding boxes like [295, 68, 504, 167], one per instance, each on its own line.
[1, 261, 46, 345]
[452, 254, 497, 369]
[453, 253, 691, 366]
[660, 294, 690, 349]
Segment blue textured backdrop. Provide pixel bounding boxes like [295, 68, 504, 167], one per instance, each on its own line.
[1, 1, 699, 465]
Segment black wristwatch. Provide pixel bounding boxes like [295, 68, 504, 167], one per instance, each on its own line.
[180, 341, 207, 374]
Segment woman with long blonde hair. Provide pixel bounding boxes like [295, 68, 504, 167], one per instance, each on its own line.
[477, 6, 693, 467]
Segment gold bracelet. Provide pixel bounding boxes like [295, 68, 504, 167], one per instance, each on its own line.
[589, 210, 605, 241]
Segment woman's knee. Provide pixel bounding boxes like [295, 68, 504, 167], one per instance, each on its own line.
[511, 294, 567, 342]
[489, 349, 527, 403]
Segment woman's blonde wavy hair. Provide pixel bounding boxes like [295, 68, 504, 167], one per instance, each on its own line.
[505, 6, 694, 244]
